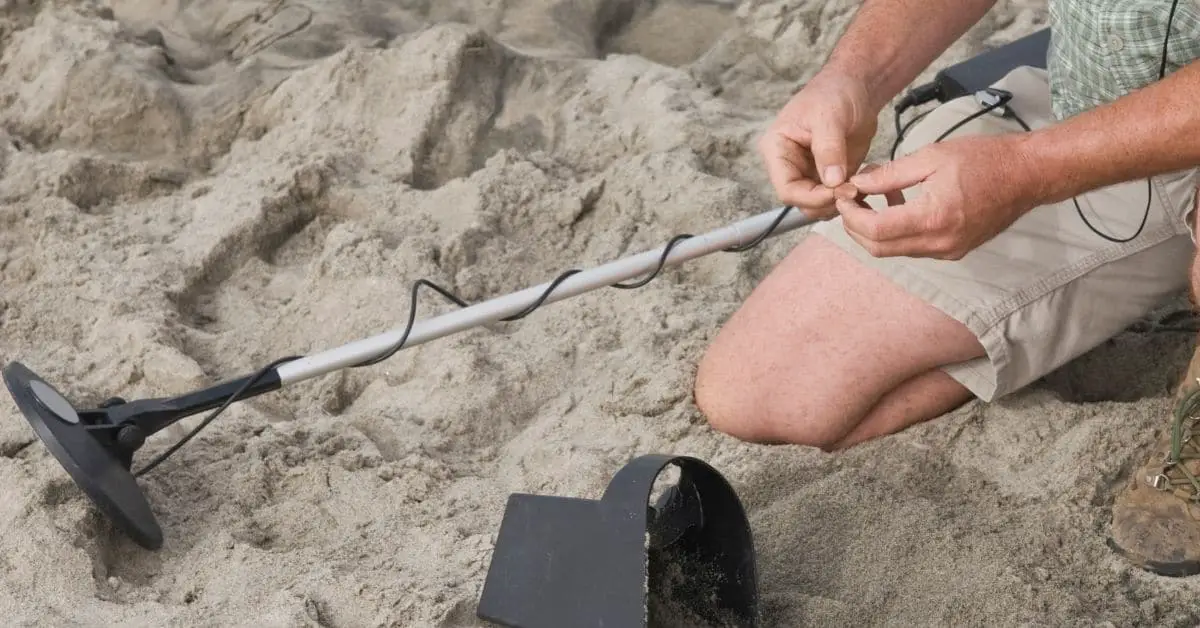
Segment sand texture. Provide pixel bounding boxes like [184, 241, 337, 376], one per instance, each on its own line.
[2, 0, 1200, 625]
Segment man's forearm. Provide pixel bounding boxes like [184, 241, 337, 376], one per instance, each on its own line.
[824, 0, 999, 111]
[1021, 59, 1200, 205]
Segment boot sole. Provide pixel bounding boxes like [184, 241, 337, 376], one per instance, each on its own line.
[1106, 536, 1200, 578]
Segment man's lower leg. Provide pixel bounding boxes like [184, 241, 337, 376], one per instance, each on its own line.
[1108, 250, 1200, 576]
[828, 368, 973, 450]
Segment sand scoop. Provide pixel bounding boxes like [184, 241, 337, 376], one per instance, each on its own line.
[3, 204, 813, 626]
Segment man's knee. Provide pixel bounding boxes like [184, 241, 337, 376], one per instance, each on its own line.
[693, 348, 848, 451]
[693, 356, 769, 443]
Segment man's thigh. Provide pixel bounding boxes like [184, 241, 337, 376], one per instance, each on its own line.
[695, 232, 985, 445]
[812, 66, 1198, 401]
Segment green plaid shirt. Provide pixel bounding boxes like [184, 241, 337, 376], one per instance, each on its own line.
[1048, 0, 1200, 119]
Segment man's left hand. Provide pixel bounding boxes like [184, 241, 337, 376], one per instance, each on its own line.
[834, 134, 1045, 260]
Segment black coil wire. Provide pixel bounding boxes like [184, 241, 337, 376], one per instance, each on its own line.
[134, 205, 801, 475]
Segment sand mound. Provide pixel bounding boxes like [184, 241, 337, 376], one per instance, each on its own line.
[1, 0, 1198, 626]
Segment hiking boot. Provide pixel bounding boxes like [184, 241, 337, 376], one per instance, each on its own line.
[1109, 347, 1200, 577]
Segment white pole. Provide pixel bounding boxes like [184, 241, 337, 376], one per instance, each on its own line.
[275, 207, 814, 386]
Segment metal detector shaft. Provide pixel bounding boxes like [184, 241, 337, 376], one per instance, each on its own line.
[275, 207, 814, 386]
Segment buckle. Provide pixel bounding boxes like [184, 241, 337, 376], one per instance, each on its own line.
[1148, 473, 1170, 490]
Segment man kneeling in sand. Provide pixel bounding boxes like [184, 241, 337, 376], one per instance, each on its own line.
[694, 0, 1200, 576]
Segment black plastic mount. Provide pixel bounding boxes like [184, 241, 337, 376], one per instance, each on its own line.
[1, 361, 283, 549]
[476, 454, 759, 628]
[933, 28, 1051, 102]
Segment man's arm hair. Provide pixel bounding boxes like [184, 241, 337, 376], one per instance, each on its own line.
[823, 0, 1001, 111]
[1019, 59, 1200, 204]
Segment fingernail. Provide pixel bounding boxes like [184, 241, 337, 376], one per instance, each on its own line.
[823, 165, 845, 186]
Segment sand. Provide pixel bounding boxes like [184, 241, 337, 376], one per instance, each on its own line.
[1, 0, 1199, 625]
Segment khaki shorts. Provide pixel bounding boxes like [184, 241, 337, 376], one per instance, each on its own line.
[812, 66, 1200, 402]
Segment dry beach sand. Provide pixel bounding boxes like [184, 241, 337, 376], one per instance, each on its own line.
[2, 0, 1200, 625]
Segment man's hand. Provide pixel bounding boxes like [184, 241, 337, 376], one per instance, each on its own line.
[758, 70, 880, 219]
[833, 134, 1044, 259]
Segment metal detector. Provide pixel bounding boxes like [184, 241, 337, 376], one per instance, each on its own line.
[1, 205, 810, 551]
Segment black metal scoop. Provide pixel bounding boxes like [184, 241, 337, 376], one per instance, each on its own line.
[476, 454, 759, 628]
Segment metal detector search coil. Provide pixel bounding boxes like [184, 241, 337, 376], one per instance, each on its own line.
[3, 362, 163, 548]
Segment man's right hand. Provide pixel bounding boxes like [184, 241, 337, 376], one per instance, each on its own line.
[758, 70, 880, 219]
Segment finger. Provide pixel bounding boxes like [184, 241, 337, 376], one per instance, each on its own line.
[833, 199, 944, 258]
[832, 181, 903, 207]
[809, 123, 849, 187]
[836, 196, 935, 243]
[849, 151, 934, 195]
[832, 181, 861, 202]
[856, 165, 906, 206]
[838, 164, 905, 206]
[858, 162, 883, 174]
[882, 188, 906, 206]
[760, 133, 834, 208]
[834, 164, 872, 202]
[841, 225, 943, 258]
[834, 196, 880, 238]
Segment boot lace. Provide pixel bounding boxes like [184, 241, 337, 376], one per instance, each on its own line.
[1149, 385, 1200, 500]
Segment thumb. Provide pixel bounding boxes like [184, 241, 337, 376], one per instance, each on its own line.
[849, 151, 934, 194]
[809, 124, 849, 187]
